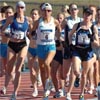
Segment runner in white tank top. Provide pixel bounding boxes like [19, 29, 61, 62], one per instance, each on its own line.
[36, 16, 55, 45]
[31, 3, 61, 100]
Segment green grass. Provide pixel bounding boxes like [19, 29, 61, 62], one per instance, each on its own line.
[0, 0, 100, 17]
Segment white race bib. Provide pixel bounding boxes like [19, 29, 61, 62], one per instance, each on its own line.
[40, 31, 53, 42]
[78, 34, 90, 44]
[12, 30, 25, 39]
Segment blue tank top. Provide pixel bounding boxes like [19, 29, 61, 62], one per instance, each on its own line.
[1, 19, 11, 35]
[10, 17, 29, 39]
[2, 19, 11, 29]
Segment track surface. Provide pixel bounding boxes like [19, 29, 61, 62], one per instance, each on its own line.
[0, 72, 98, 100]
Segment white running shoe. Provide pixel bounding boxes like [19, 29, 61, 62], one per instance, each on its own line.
[32, 89, 38, 97]
[50, 82, 55, 92]
[0, 87, 6, 95]
[51, 87, 55, 92]
[87, 89, 93, 94]
[88, 85, 94, 94]
[59, 89, 66, 97]
[44, 90, 51, 97]
[66, 93, 72, 100]
[44, 79, 52, 97]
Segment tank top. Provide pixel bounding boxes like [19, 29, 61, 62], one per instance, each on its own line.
[10, 17, 29, 40]
[96, 25, 100, 38]
[65, 16, 82, 45]
[60, 29, 65, 40]
[36, 17, 56, 45]
[76, 27, 92, 48]
[1, 19, 11, 34]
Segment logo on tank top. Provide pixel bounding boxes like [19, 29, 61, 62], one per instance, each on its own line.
[18, 24, 23, 28]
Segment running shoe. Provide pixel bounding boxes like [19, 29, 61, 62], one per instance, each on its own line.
[87, 85, 94, 94]
[94, 91, 97, 97]
[97, 82, 100, 99]
[66, 93, 72, 100]
[59, 89, 66, 97]
[79, 95, 84, 100]
[53, 91, 61, 98]
[32, 89, 38, 97]
[50, 82, 55, 92]
[51, 86, 55, 92]
[43, 96, 49, 100]
[10, 94, 16, 100]
[74, 77, 80, 87]
[44, 79, 52, 97]
[0, 87, 6, 95]
[44, 90, 51, 97]
[87, 89, 93, 94]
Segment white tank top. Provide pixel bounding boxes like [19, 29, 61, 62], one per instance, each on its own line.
[65, 16, 82, 30]
[36, 17, 56, 45]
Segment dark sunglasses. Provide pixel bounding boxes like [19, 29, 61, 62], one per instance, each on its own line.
[43, 10, 52, 12]
[18, 6, 24, 9]
[71, 8, 78, 11]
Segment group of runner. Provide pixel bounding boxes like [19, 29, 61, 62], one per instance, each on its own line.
[0, 1, 100, 100]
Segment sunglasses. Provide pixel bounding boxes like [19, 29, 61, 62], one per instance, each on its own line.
[71, 8, 78, 11]
[43, 9, 52, 12]
[18, 6, 24, 9]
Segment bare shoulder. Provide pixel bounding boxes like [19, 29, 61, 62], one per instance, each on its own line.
[7, 16, 14, 24]
[54, 18, 59, 26]
[26, 16, 33, 24]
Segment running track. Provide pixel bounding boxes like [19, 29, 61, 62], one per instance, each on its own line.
[0, 72, 98, 100]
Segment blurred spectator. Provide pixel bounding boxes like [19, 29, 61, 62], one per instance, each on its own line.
[61, 5, 70, 17]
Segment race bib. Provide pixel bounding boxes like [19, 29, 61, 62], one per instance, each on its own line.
[78, 34, 90, 45]
[40, 31, 53, 42]
[11, 30, 25, 39]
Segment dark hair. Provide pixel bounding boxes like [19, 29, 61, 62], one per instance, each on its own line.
[1, 6, 8, 13]
[83, 7, 93, 15]
[6, 6, 14, 12]
[57, 12, 65, 18]
[30, 8, 39, 15]
[68, 3, 78, 14]
[69, 3, 78, 9]
[14, 12, 17, 18]
[1, 5, 14, 13]
[39, 2, 45, 9]
[97, 7, 100, 12]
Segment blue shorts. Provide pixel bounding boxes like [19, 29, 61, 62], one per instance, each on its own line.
[28, 47, 37, 57]
[0, 43, 8, 58]
[72, 47, 94, 61]
[37, 44, 56, 59]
